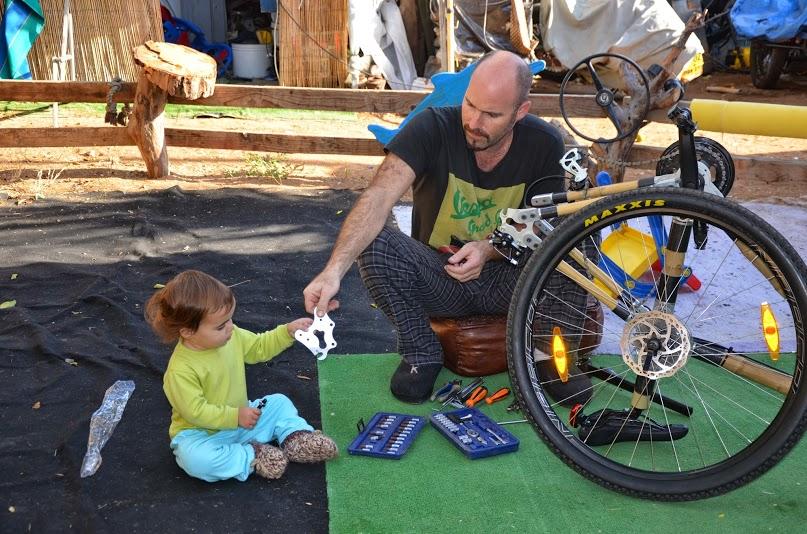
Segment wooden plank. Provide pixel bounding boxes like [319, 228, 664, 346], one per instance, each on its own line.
[0, 81, 137, 103]
[628, 145, 807, 182]
[165, 129, 384, 155]
[0, 126, 384, 155]
[0, 126, 133, 146]
[2, 127, 803, 183]
[0, 80, 606, 117]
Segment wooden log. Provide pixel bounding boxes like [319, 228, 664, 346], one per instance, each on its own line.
[128, 41, 217, 178]
[127, 75, 169, 178]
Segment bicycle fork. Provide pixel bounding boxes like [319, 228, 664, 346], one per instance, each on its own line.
[628, 215, 693, 416]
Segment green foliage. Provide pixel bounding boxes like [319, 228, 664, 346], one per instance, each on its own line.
[226, 152, 303, 184]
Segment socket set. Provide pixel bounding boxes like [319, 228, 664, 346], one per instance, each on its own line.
[430, 408, 519, 459]
[347, 412, 426, 459]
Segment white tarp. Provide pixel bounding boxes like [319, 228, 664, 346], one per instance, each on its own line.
[540, 0, 703, 83]
[347, 0, 417, 89]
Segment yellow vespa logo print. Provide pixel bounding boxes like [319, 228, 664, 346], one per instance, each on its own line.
[428, 174, 524, 248]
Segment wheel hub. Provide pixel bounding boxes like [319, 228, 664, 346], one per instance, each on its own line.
[620, 311, 690, 379]
[595, 88, 614, 107]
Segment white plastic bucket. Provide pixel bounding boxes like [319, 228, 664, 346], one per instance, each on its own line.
[232, 43, 271, 79]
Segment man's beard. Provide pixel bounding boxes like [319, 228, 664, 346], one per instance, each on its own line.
[464, 125, 508, 152]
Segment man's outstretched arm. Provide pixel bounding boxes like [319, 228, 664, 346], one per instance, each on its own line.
[303, 152, 416, 315]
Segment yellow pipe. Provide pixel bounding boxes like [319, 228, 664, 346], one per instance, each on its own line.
[690, 99, 807, 139]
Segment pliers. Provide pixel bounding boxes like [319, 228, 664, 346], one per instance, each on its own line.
[465, 386, 488, 408]
[431, 380, 462, 403]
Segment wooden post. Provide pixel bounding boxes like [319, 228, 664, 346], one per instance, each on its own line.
[129, 41, 216, 178]
[437, 0, 455, 73]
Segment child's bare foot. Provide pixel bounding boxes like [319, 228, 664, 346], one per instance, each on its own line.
[282, 430, 338, 463]
[251, 443, 288, 479]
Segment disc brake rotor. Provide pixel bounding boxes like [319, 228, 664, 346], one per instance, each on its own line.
[620, 310, 691, 379]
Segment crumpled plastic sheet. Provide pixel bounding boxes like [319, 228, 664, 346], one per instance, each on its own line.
[80, 380, 135, 478]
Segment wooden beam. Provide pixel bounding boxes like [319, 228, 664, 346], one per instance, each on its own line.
[0, 126, 385, 155]
[165, 128, 384, 156]
[0, 81, 137, 103]
[0, 126, 132, 146]
[625, 145, 807, 183]
[0, 80, 606, 117]
[1, 127, 803, 182]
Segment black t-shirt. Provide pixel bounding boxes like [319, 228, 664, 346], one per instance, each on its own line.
[386, 106, 565, 248]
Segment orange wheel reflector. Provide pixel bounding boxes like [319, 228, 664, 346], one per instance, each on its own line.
[760, 302, 780, 361]
[552, 326, 569, 383]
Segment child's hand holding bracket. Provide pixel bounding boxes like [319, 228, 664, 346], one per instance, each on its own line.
[294, 307, 337, 360]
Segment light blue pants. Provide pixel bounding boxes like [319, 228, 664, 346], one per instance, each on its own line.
[169, 394, 313, 482]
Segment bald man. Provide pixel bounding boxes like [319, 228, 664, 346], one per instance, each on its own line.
[304, 51, 591, 404]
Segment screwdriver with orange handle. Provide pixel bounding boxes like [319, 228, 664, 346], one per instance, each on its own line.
[464, 386, 488, 408]
[485, 387, 510, 405]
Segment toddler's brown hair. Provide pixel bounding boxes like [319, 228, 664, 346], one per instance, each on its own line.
[145, 270, 235, 343]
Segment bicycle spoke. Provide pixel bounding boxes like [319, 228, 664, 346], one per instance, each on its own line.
[508, 187, 807, 499]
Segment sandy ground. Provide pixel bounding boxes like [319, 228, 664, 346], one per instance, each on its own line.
[1, 71, 805, 205]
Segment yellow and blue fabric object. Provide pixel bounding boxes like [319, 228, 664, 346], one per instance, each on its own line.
[0, 0, 45, 79]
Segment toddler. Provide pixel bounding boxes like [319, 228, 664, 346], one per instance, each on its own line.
[145, 270, 338, 482]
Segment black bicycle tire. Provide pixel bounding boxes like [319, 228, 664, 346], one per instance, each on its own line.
[655, 137, 735, 196]
[506, 188, 807, 500]
[750, 41, 788, 89]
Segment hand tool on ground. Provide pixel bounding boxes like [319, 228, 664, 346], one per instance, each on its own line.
[431, 379, 462, 402]
[442, 377, 483, 407]
[430, 380, 453, 402]
[457, 377, 484, 402]
[465, 386, 488, 408]
[485, 387, 510, 405]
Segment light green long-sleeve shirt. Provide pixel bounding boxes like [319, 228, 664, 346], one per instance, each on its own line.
[163, 324, 294, 439]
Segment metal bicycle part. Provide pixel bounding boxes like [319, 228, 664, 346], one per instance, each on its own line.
[559, 53, 651, 143]
[656, 137, 735, 197]
[294, 307, 337, 360]
[620, 311, 690, 380]
[750, 39, 789, 89]
[507, 188, 807, 500]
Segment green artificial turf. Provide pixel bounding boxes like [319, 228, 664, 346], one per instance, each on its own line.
[319, 354, 807, 534]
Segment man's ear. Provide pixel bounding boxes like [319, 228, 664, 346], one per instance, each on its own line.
[179, 327, 195, 340]
[515, 99, 531, 121]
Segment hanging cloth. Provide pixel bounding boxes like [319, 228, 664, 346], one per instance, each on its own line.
[0, 0, 45, 79]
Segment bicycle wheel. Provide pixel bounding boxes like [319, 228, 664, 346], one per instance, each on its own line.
[750, 40, 788, 89]
[507, 188, 807, 500]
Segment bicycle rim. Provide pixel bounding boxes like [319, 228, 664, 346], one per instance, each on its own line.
[507, 188, 807, 500]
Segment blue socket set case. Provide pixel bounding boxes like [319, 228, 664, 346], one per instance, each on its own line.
[347, 412, 426, 459]
[430, 408, 519, 459]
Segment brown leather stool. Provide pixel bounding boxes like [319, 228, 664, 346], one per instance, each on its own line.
[430, 298, 604, 377]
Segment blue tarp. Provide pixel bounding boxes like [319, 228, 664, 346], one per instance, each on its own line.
[0, 0, 45, 79]
[730, 0, 807, 41]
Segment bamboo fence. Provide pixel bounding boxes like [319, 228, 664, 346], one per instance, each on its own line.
[0, 0, 163, 82]
[277, 0, 348, 88]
